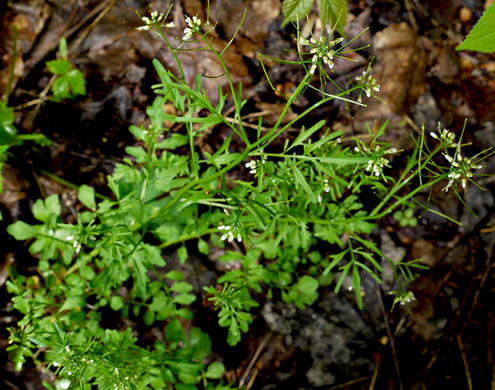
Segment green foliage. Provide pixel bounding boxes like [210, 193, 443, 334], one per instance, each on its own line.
[0, 102, 17, 144]
[456, 1, 495, 53]
[282, 275, 319, 309]
[282, 0, 314, 25]
[5, 7, 493, 389]
[47, 38, 86, 102]
[282, 0, 349, 35]
[393, 207, 418, 227]
[318, 0, 348, 36]
[204, 284, 257, 346]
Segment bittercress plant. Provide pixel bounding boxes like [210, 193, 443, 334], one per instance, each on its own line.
[5, 4, 493, 389]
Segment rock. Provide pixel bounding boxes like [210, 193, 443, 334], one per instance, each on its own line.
[262, 293, 376, 386]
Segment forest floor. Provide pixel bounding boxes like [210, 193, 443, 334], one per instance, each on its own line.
[1, 0, 495, 389]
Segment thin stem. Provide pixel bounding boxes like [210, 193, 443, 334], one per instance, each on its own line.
[370, 145, 444, 217]
[154, 26, 185, 81]
[40, 170, 110, 201]
[199, 31, 249, 144]
[4, 25, 17, 104]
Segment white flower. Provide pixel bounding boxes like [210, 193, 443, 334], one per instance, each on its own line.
[323, 179, 330, 193]
[136, 10, 168, 31]
[218, 224, 242, 243]
[365, 157, 389, 177]
[183, 15, 202, 40]
[430, 124, 457, 147]
[298, 37, 309, 45]
[387, 290, 416, 306]
[298, 34, 343, 74]
[442, 152, 483, 192]
[245, 160, 257, 174]
[245, 157, 266, 175]
[356, 71, 380, 98]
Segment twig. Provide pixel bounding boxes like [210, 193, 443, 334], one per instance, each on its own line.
[376, 286, 404, 390]
[15, 96, 48, 110]
[457, 333, 473, 390]
[466, 244, 494, 327]
[487, 313, 495, 390]
[402, 114, 421, 134]
[238, 331, 272, 388]
[423, 284, 474, 372]
[368, 355, 380, 390]
[245, 367, 259, 390]
[404, 0, 418, 31]
[69, 0, 118, 54]
[3, 24, 17, 104]
[327, 375, 371, 390]
[18, 0, 117, 115]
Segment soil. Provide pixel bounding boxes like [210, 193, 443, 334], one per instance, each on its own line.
[1, 0, 495, 389]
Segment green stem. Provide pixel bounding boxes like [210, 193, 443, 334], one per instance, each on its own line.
[158, 227, 218, 249]
[154, 26, 185, 81]
[260, 85, 364, 149]
[136, 72, 312, 228]
[200, 32, 249, 145]
[370, 145, 444, 217]
[40, 170, 110, 201]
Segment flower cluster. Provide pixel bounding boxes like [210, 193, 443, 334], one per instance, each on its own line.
[388, 290, 416, 307]
[245, 156, 266, 175]
[183, 15, 202, 40]
[430, 124, 457, 148]
[442, 152, 483, 192]
[322, 178, 331, 193]
[355, 71, 380, 101]
[298, 35, 344, 75]
[365, 156, 389, 177]
[354, 143, 398, 177]
[317, 178, 331, 203]
[65, 235, 82, 254]
[218, 224, 242, 243]
[136, 11, 175, 31]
